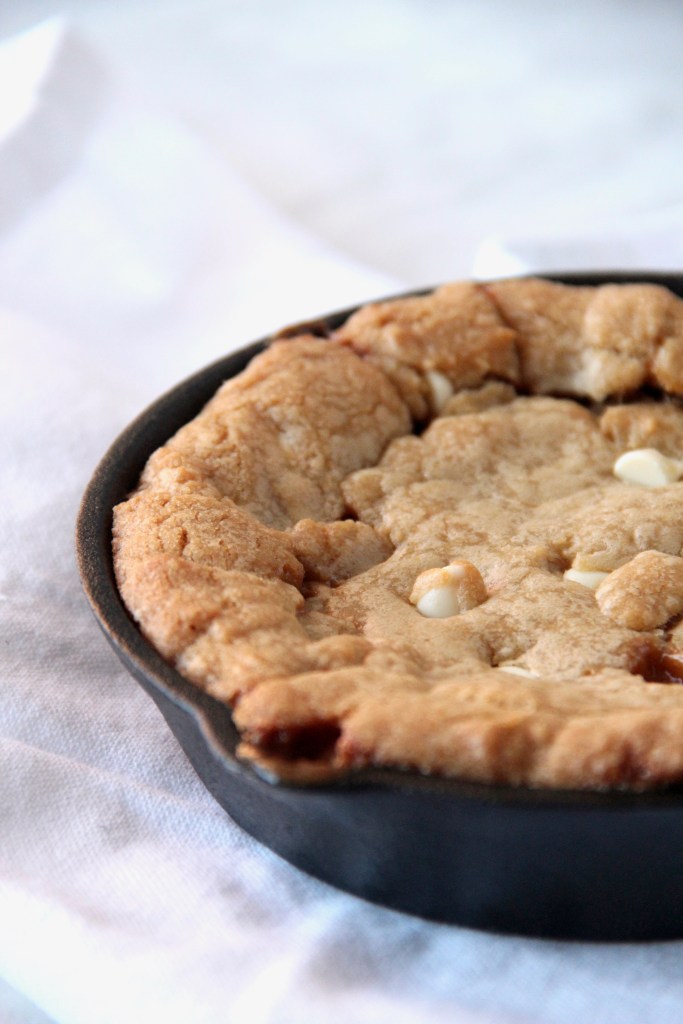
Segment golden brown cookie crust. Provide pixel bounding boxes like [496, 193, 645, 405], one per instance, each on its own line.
[113, 279, 683, 790]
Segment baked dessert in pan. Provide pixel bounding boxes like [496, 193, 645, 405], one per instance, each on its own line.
[113, 276, 683, 791]
[77, 274, 683, 939]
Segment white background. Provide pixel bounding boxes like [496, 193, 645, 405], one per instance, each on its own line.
[2, 2, 683, 1022]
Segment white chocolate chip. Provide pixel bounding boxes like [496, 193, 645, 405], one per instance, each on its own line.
[563, 568, 610, 590]
[410, 561, 487, 618]
[415, 586, 463, 618]
[498, 665, 538, 679]
[613, 448, 682, 488]
[426, 370, 454, 413]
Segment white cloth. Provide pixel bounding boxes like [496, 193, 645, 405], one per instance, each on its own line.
[473, 207, 683, 280]
[3, 12, 683, 1024]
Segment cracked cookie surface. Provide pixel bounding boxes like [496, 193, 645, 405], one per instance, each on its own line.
[113, 279, 683, 789]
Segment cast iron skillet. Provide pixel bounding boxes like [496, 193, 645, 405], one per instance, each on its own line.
[76, 272, 683, 941]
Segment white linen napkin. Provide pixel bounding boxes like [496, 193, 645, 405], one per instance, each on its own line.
[3, 18, 683, 1024]
[473, 209, 683, 279]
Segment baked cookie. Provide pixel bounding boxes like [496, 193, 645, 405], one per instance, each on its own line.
[113, 278, 683, 790]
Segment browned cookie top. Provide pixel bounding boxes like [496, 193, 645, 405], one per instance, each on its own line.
[113, 278, 683, 789]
